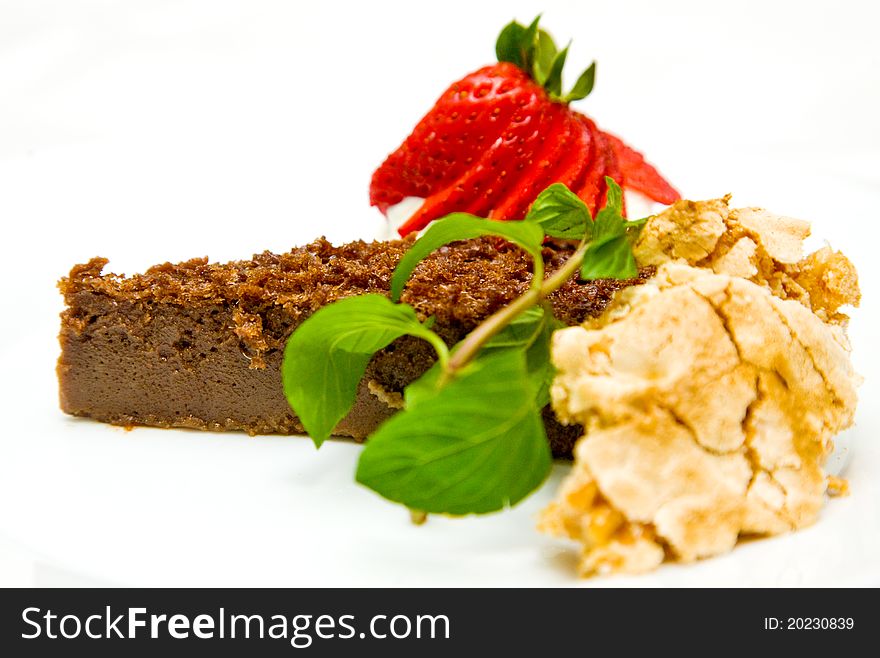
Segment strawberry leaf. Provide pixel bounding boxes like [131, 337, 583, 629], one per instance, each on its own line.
[521, 15, 541, 67]
[390, 213, 544, 302]
[532, 29, 558, 85]
[543, 41, 570, 98]
[563, 61, 596, 102]
[495, 20, 528, 69]
[496, 16, 542, 71]
[495, 16, 597, 106]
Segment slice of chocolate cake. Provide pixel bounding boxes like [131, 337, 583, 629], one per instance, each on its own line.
[57, 237, 650, 458]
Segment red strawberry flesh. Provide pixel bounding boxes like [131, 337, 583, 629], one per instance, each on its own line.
[604, 132, 679, 205]
[370, 57, 680, 234]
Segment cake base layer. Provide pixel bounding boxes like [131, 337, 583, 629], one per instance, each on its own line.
[58, 237, 649, 457]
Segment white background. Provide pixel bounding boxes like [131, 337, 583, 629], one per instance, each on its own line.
[0, 0, 878, 585]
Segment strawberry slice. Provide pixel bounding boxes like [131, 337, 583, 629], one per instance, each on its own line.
[462, 103, 568, 218]
[496, 112, 591, 221]
[598, 129, 625, 212]
[397, 94, 555, 235]
[370, 63, 543, 214]
[488, 106, 573, 220]
[572, 115, 607, 217]
[603, 131, 680, 205]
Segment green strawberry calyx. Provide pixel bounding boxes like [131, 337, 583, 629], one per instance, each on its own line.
[495, 15, 596, 104]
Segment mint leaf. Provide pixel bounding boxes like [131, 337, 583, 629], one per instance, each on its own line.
[390, 212, 544, 302]
[580, 177, 643, 280]
[525, 182, 592, 239]
[562, 61, 596, 102]
[407, 306, 558, 409]
[400, 359, 444, 409]
[282, 294, 442, 447]
[355, 349, 552, 515]
[623, 216, 648, 245]
[580, 235, 638, 279]
[484, 306, 559, 406]
[483, 306, 546, 351]
[524, 308, 563, 407]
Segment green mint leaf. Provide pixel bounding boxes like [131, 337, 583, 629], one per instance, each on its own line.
[563, 61, 596, 102]
[483, 306, 546, 351]
[624, 216, 648, 241]
[579, 178, 644, 280]
[408, 306, 559, 409]
[590, 177, 628, 246]
[524, 307, 563, 407]
[282, 294, 441, 447]
[390, 212, 544, 302]
[495, 20, 527, 68]
[524, 182, 593, 240]
[543, 41, 570, 98]
[603, 175, 624, 214]
[580, 235, 638, 280]
[355, 349, 552, 515]
[484, 306, 559, 406]
[532, 29, 558, 85]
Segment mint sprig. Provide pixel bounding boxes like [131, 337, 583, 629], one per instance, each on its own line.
[524, 182, 593, 239]
[282, 294, 449, 446]
[281, 180, 647, 515]
[496, 15, 596, 103]
[483, 306, 560, 407]
[580, 178, 640, 279]
[356, 349, 551, 515]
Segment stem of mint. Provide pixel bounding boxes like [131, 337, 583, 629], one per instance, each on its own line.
[442, 240, 587, 379]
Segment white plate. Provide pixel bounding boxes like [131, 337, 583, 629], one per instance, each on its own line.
[0, 325, 876, 587]
[0, 172, 878, 587]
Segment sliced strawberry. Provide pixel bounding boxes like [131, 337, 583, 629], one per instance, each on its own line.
[497, 112, 592, 221]
[397, 94, 553, 235]
[370, 16, 681, 233]
[462, 102, 566, 218]
[572, 115, 607, 217]
[370, 63, 544, 214]
[487, 104, 571, 220]
[603, 131, 680, 205]
[598, 128, 626, 213]
[558, 118, 594, 195]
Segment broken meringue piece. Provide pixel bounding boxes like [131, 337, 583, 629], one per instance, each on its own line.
[540, 198, 861, 577]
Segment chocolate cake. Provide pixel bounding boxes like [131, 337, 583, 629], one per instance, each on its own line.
[57, 237, 650, 457]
